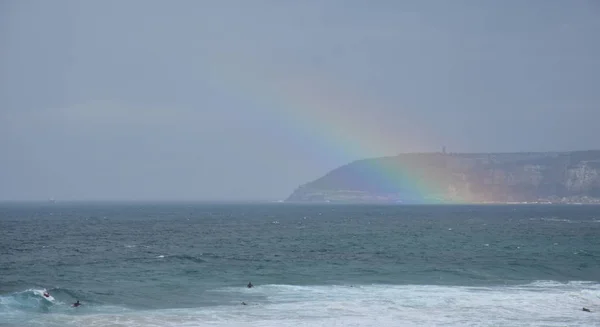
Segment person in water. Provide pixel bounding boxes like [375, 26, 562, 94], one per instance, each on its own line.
[583, 307, 591, 312]
[43, 291, 50, 298]
[72, 300, 81, 307]
[247, 282, 253, 288]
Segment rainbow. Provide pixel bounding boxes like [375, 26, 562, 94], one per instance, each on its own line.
[203, 53, 470, 203]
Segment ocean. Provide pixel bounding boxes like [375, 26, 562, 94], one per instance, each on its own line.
[1, 203, 599, 326]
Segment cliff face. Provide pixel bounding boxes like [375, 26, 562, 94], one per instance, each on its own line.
[286, 151, 600, 204]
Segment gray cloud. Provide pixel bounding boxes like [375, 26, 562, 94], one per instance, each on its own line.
[1, 0, 599, 200]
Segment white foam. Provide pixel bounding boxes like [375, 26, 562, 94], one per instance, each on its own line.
[529, 217, 574, 223]
[20, 282, 600, 327]
[32, 289, 56, 302]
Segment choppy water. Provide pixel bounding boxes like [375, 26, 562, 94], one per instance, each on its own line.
[1, 203, 599, 326]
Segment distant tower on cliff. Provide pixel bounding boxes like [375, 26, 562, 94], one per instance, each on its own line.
[442, 146, 447, 154]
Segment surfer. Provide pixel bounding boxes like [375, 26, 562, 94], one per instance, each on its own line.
[72, 300, 81, 307]
[247, 282, 253, 288]
[43, 291, 50, 298]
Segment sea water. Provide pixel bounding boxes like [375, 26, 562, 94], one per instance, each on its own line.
[1, 203, 599, 326]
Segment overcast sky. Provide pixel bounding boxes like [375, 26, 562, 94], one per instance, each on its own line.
[1, 0, 599, 201]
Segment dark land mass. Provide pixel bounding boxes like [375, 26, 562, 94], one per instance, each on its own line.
[286, 150, 600, 204]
